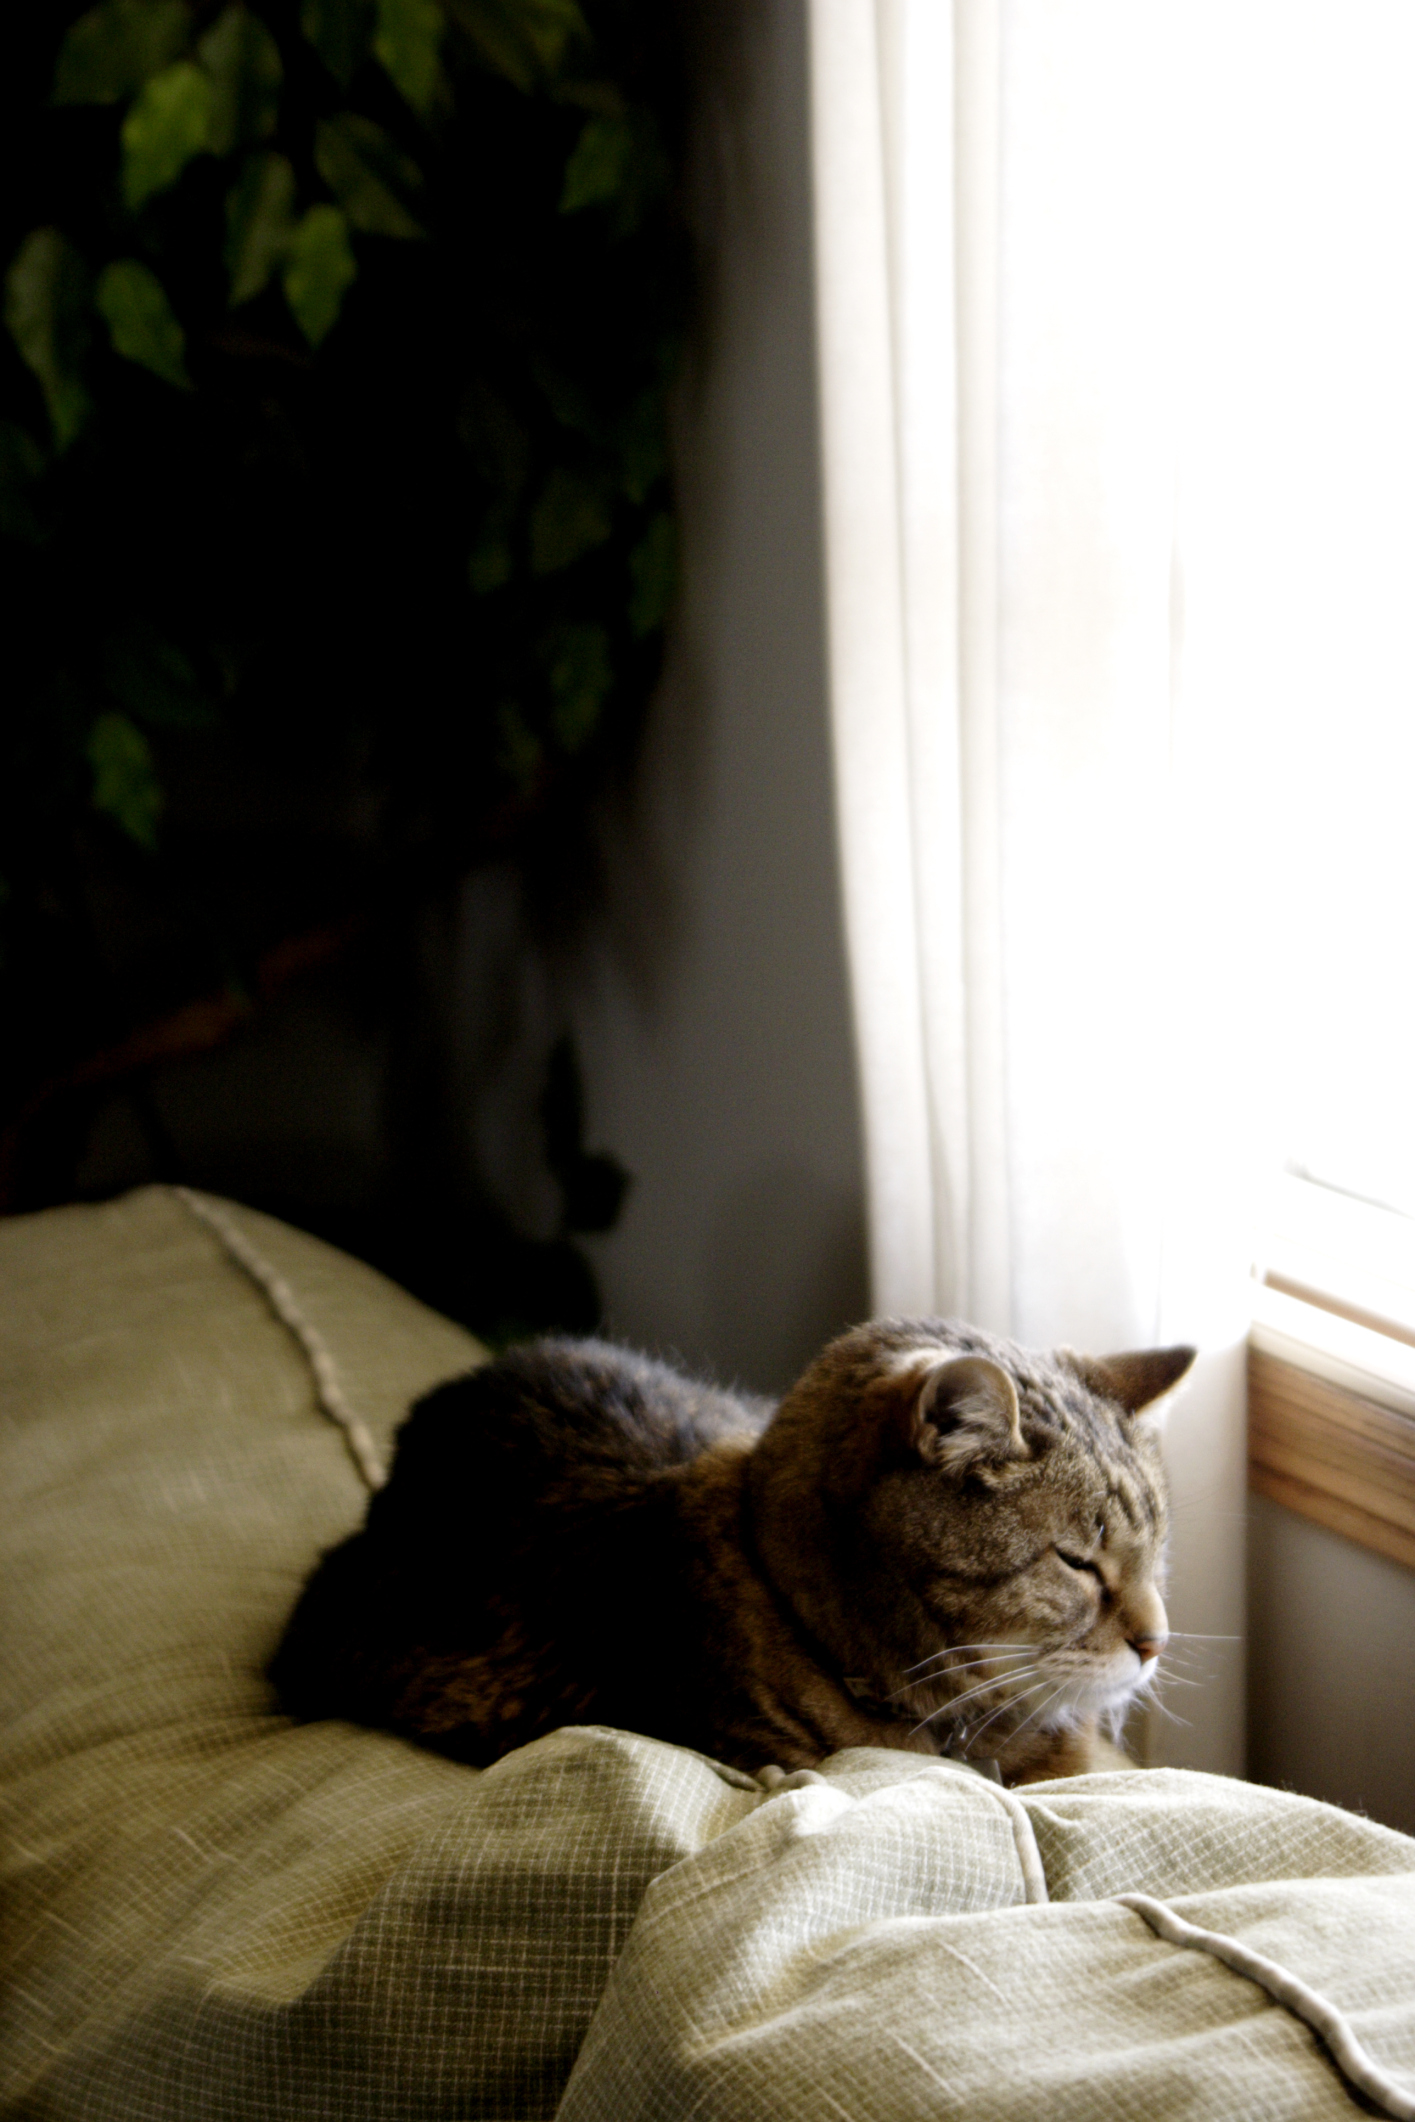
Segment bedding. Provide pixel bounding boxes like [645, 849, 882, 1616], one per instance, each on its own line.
[2, 1186, 1414, 2120]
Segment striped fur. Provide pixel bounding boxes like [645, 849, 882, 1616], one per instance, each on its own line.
[272, 1324, 1194, 1785]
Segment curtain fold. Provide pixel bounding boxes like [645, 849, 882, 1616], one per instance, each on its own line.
[810, 0, 1011, 1328]
[809, 0, 1248, 1776]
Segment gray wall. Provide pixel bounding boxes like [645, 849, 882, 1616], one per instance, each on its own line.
[1248, 1494, 1415, 1836]
[570, 0, 869, 1395]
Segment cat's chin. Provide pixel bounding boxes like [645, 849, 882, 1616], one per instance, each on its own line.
[1031, 1663, 1151, 1732]
[928, 1656, 1148, 1758]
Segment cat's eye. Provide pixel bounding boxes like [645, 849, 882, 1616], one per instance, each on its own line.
[1055, 1548, 1102, 1579]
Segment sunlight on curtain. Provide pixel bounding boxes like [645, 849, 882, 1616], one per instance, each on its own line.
[814, 0, 1415, 1777]
[811, 0, 1194, 1342]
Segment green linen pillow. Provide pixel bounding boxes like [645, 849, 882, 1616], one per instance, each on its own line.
[0, 1187, 763, 2119]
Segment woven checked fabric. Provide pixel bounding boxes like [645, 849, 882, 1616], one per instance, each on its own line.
[0, 1189, 763, 2118]
[5, 1187, 1415, 2121]
[560, 1777, 1415, 2122]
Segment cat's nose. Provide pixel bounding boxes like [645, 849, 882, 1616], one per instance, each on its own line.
[1128, 1632, 1167, 1666]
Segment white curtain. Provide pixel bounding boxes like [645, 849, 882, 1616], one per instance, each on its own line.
[808, 0, 1255, 1775]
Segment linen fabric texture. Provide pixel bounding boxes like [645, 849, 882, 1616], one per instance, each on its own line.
[3, 1187, 1414, 2121]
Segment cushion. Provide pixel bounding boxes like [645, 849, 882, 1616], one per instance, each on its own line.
[5, 1186, 1415, 2122]
[0, 1187, 767, 2117]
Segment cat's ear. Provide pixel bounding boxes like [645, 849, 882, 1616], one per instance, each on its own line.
[908, 1355, 1030, 1472]
[1062, 1345, 1197, 1424]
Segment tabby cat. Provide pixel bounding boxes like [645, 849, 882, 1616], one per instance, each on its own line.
[271, 1321, 1194, 1785]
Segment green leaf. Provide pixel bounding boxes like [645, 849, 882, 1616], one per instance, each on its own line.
[547, 622, 612, 752]
[53, 0, 189, 107]
[4, 229, 92, 451]
[197, 5, 282, 157]
[224, 151, 297, 306]
[374, 0, 443, 113]
[530, 466, 611, 575]
[315, 114, 426, 239]
[96, 258, 191, 387]
[121, 60, 213, 209]
[442, 0, 586, 94]
[103, 622, 215, 727]
[561, 110, 669, 231]
[560, 114, 630, 212]
[282, 204, 356, 345]
[300, 0, 375, 86]
[0, 421, 48, 545]
[88, 711, 164, 849]
[628, 510, 676, 637]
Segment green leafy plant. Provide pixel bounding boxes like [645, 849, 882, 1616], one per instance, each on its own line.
[0, 0, 688, 1323]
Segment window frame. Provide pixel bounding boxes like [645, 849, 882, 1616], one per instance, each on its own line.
[1249, 1185, 1415, 1569]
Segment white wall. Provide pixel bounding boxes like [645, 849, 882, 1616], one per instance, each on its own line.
[571, 0, 870, 1395]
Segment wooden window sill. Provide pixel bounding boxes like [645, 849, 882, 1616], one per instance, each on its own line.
[1249, 1284, 1415, 1573]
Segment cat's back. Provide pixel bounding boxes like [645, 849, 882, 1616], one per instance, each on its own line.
[269, 1336, 766, 1735]
[379, 1337, 768, 1527]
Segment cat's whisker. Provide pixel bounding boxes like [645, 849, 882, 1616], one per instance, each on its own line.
[887, 1651, 1034, 1700]
[895, 1658, 1033, 1699]
[965, 1680, 1057, 1756]
[1167, 1492, 1251, 1518]
[946, 1666, 1042, 1712]
[907, 1665, 1043, 1739]
[1163, 1632, 1240, 1642]
[912, 1680, 1022, 1731]
[1007, 1682, 1074, 1750]
[1150, 1652, 1214, 1680]
[901, 1643, 1036, 1678]
[907, 1652, 1030, 1679]
[969, 1680, 1048, 1744]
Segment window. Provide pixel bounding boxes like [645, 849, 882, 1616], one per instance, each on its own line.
[1167, 9, 1415, 1563]
[1179, 12, 1415, 1241]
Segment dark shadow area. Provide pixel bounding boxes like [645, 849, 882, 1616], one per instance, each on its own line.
[0, 0, 700, 1340]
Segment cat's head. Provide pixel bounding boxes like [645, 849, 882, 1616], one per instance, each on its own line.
[748, 1320, 1195, 1765]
